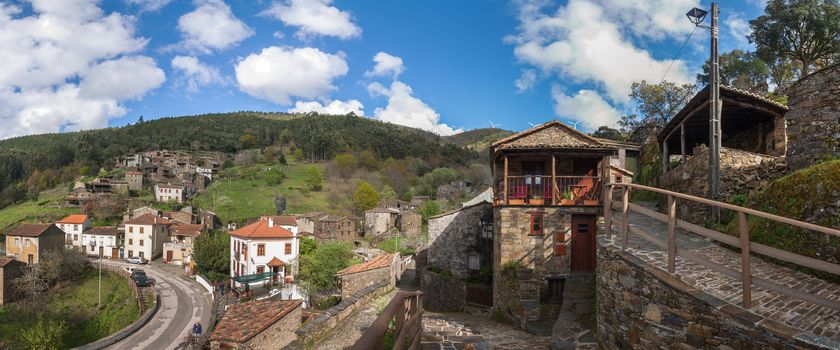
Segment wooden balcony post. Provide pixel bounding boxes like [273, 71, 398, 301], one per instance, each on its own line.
[739, 212, 752, 308]
[551, 155, 556, 205]
[604, 184, 612, 237]
[662, 140, 669, 174]
[621, 187, 630, 250]
[680, 123, 686, 163]
[503, 156, 509, 205]
[667, 195, 676, 273]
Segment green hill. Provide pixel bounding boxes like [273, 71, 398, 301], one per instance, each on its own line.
[442, 128, 513, 151]
[0, 112, 478, 209]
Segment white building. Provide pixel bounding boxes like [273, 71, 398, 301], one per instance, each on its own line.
[124, 214, 173, 260]
[196, 166, 214, 181]
[56, 214, 91, 250]
[230, 216, 299, 288]
[82, 227, 122, 259]
[155, 184, 185, 203]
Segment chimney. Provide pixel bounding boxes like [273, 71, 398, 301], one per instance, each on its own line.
[268, 217, 274, 228]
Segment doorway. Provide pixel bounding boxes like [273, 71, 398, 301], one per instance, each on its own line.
[571, 214, 596, 272]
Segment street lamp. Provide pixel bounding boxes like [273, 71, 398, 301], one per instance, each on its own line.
[687, 3, 722, 222]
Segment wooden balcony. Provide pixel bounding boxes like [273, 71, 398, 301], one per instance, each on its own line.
[494, 175, 602, 206]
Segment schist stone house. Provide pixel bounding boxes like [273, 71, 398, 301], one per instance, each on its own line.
[124, 214, 173, 260]
[229, 216, 299, 287]
[56, 214, 91, 250]
[210, 299, 302, 350]
[5, 224, 65, 264]
[295, 212, 357, 241]
[335, 253, 401, 299]
[82, 227, 122, 259]
[490, 121, 616, 325]
[0, 257, 25, 305]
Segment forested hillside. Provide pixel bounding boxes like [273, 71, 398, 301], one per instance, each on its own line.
[0, 112, 478, 209]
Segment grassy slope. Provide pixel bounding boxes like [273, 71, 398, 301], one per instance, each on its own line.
[0, 269, 138, 349]
[442, 128, 513, 151]
[0, 186, 75, 233]
[193, 157, 351, 223]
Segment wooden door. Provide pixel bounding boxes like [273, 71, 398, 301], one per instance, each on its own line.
[571, 214, 596, 272]
[112, 248, 119, 260]
[166, 250, 173, 262]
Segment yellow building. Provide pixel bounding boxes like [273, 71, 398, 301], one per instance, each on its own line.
[6, 223, 65, 264]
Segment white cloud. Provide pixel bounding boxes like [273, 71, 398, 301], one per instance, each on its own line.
[171, 55, 224, 93]
[288, 99, 364, 116]
[177, 0, 254, 53]
[551, 86, 622, 130]
[507, 0, 694, 104]
[725, 13, 753, 50]
[515, 69, 537, 92]
[368, 81, 461, 136]
[126, 0, 171, 12]
[0, 0, 164, 139]
[235, 46, 348, 105]
[262, 0, 361, 40]
[365, 52, 405, 79]
[597, 0, 699, 40]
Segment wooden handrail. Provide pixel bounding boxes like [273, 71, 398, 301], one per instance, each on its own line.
[604, 182, 840, 309]
[351, 291, 424, 350]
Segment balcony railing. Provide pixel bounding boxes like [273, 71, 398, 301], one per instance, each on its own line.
[495, 175, 602, 206]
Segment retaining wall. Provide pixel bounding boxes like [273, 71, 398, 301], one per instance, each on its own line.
[419, 268, 465, 312]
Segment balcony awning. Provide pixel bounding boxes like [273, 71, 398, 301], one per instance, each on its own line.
[231, 272, 275, 284]
[267, 257, 286, 267]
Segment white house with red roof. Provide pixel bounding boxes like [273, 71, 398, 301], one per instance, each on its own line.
[124, 214, 174, 260]
[229, 216, 299, 289]
[56, 214, 91, 250]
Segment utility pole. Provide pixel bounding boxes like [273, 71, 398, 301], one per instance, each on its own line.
[98, 248, 102, 309]
[709, 2, 721, 223]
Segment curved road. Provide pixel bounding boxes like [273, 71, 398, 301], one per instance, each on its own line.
[105, 261, 213, 350]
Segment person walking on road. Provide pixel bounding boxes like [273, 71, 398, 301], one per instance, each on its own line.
[192, 321, 203, 344]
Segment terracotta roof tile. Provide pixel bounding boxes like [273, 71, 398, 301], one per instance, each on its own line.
[7, 223, 57, 237]
[171, 223, 204, 237]
[230, 218, 294, 239]
[267, 257, 286, 267]
[211, 299, 302, 344]
[87, 227, 121, 236]
[336, 253, 396, 276]
[57, 214, 89, 224]
[0, 256, 23, 267]
[124, 214, 174, 226]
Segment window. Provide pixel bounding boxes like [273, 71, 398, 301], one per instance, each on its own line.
[468, 254, 480, 270]
[529, 213, 544, 236]
[257, 266, 265, 274]
[24, 239, 30, 247]
[27, 254, 33, 264]
[128, 251, 133, 257]
[74, 224, 78, 231]
[285, 243, 292, 255]
[74, 234, 78, 240]
[257, 244, 265, 256]
[14, 237, 19, 246]
[139, 239, 144, 246]
[129, 239, 133, 245]
[615, 175, 623, 183]
[129, 226, 133, 233]
[139, 252, 145, 258]
[139, 227, 145, 234]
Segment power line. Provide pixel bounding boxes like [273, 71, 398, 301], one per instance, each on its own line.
[660, 26, 698, 84]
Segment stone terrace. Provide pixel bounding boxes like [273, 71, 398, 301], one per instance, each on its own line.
[607, 208, 840, 342]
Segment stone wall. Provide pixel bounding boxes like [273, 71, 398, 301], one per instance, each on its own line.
[419, 268, 466, 312]
[339, 267, 394, 299]
[658, 146, 786, 223]
[288, 281, 392, 349]
[596, 242, 827, 349]
[786, 63, 840, 170]
[246, 303, 302, 350]
[427, 202, 493, 280]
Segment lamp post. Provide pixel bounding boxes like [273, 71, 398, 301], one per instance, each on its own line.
[687, 3, 721, 222]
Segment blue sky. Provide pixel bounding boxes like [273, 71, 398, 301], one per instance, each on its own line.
[0, 0, 767, 139]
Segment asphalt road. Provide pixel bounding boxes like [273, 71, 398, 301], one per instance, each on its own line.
[104, 260, 212, 350]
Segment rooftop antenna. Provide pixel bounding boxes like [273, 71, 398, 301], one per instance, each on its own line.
[569, 121, 581, 130]
[488, 121, 501, 128]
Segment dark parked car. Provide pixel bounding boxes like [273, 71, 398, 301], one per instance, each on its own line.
[131, 269, 146, 280]
[133, 274, 151, 287]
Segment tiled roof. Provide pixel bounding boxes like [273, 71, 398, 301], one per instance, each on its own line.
[211, 299, 302, 344]
[491, 121, 614, 151]
[171, 223, 204, 237]
[125, 214, 174, 226]
[318, 215, 350, 222]
[0, 256, 23, 267]
[126, 171, 143, 175]
[299, 212, 327, 220]
[87, 227, 121, 236]
[267, 257, 286, 267]
[366, 207, 399, 214]
[7, 223, 56, 237]
[230, 218, 294, 239]
[57, 214, 89, 224]
[264, 215, 298, 227]
[336, 253, 396, 276]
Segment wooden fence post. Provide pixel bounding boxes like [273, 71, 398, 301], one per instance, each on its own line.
[604, 184, 613, 237]
[621, 187, 630, 250]
[739, 212, 751, 308]
[667, 195, 676, 273]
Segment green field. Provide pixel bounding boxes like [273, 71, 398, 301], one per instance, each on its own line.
[0, 186, 75, 234]
[193, 159, 353, 223]
[0, 268, 139, 349]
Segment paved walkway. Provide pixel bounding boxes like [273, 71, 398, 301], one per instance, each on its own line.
[609, 208, 840, 340]
[421, 310, 551, 350]
[105, 260, 213, 350]
[551, 274, 598, 350]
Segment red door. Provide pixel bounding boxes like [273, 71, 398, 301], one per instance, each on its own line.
[166, 250, 173, 263]
[571, 214, 596, 272]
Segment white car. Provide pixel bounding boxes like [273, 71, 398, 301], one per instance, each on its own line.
[126, 256, 148, 264]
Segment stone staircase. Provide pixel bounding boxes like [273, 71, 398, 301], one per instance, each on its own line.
[420, 315, 487, 350]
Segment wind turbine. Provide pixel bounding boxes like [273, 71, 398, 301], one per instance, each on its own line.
[488, 121, 502, 128]
[569, 121, 581, 130]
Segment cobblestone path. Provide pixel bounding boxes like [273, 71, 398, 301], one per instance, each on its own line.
[610, 208, 840, 341]
[420, 310, 551, 350]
